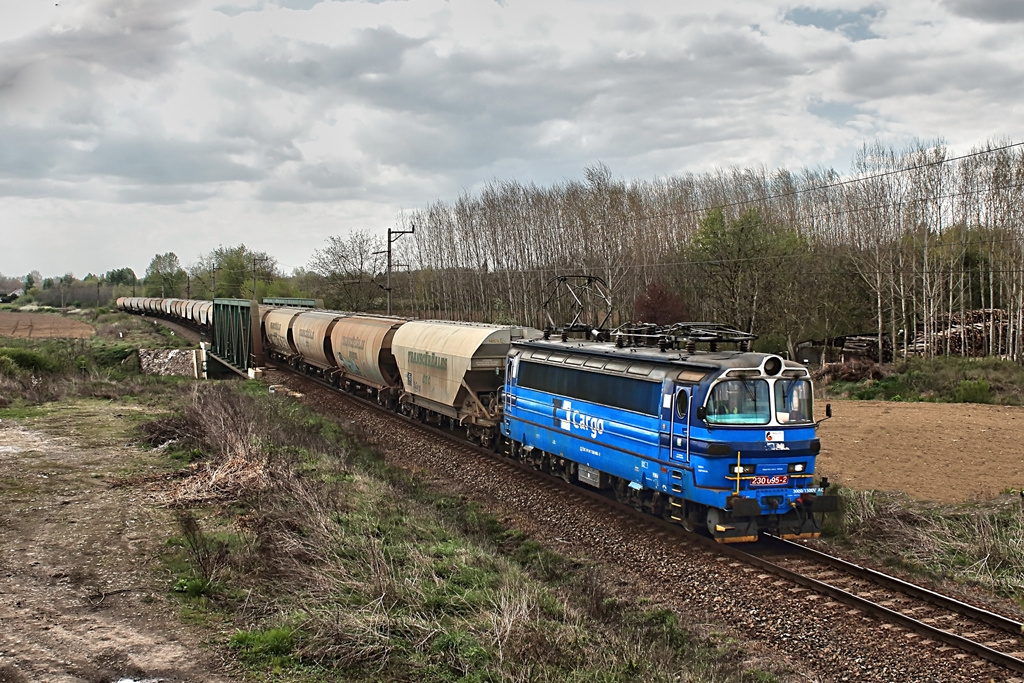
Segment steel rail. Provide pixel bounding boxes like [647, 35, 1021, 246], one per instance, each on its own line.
[765, 535, 1024, 636]
[727, 541, 1024, 675]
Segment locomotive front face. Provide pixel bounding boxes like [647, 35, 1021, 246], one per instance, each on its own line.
[703, 373, 814, 428]
[686, 356, 834, 542]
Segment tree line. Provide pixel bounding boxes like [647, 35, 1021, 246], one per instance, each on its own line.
[309, 138, 1021, 362]
[9, 137, 1023, 364]
[5, 245, 298, 308]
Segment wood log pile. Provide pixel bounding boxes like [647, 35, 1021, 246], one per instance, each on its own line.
[811, 359, 886, 385]
[905, 309, 1009, 357]
[840, 335, 892, 363]
[796, 334, 891, 364]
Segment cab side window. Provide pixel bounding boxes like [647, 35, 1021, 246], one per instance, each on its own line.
[675, 391, 687, 419]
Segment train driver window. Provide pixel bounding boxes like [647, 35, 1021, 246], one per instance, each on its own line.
[706, 380, 770, 425]
[675, 390, 687, 419]
[774, 379, 813, 424]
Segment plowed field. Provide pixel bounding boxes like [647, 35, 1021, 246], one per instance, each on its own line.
[0, 312, 94, 339]
[817, 399, 1024, 503]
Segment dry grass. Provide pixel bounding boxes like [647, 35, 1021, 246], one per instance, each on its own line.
[827, 487, 1024, 603]
[145, 383, 775, 682]
[0, 331, 162, 407]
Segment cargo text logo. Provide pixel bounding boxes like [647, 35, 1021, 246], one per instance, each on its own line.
[408, 351, 448, 371]
[552, 399, 605, 439]
[340, 335, 366, 350]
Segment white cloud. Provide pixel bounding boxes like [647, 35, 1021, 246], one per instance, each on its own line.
[0, 0, 1022, 278]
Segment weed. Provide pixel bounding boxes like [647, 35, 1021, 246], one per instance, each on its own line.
[430, 630, 490, 673]
[173, 576, 214, 598]
[824, 486, 1024, 602]
[174, 510, 229, 586]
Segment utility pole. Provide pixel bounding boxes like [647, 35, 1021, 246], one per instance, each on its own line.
[210, 265, 219, 300]
[252, 257, 269, 302]
[383, 224, 414, 315]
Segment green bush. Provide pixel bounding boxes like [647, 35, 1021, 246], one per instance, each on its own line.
[0, 347, 62, 373]
[954, 378, 991, 404]
[0, 355, 19, 376]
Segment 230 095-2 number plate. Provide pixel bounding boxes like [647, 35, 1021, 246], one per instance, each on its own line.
[750, 475, 789, 486]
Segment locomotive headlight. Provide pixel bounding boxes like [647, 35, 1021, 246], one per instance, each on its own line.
[730, 464, 756, 474]
[788, 462, 807, 473]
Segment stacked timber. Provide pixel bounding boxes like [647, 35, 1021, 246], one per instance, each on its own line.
[796, 333, 890, 365]
[811, 359, 886, 384]
[906, 309, 1009, 357]
[840, 335, 891, 363]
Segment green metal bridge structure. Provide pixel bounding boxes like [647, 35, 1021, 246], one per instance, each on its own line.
[205, 297, 320, 378]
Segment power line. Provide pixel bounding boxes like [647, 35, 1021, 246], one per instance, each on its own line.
[612, 140, 1024, 227]
[402, 140, 1024, 239]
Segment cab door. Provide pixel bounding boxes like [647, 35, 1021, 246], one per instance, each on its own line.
[670, 387, 691, 462]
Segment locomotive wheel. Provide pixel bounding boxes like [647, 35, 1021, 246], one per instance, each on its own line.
[705, 508, 722, 536]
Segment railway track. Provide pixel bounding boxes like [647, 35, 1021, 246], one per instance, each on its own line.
[267, 364, 1024, 680]
[738, 537, 1024, 675]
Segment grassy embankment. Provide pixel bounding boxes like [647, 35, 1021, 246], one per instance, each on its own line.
[821, 486, 1024, 612]
[824, 356, 1024, 405]
[146, 383, 782, 682]
[2, 311, 781, 682]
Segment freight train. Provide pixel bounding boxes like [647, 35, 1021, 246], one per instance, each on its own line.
[117, 297, 836, 542]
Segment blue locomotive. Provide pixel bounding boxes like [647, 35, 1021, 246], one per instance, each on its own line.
[500, 323, 836, 543]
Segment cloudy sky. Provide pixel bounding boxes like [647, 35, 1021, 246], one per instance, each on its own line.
[1, 0, 1022, 280]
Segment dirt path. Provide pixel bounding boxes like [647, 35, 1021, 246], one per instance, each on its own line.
[817, 399, 1024, 503]
[0, 401, 234, 683]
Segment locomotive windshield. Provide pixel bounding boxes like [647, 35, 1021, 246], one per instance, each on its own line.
[706, 379, 771, 424]
[706, 377, 814, 425]
[774, 379, 813, 424]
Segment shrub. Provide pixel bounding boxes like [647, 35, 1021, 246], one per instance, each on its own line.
[954, 378, 991, 404]
[0, 347, 62, 373]
[0, 355, 19, 377]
